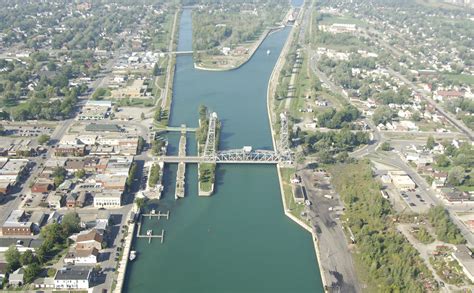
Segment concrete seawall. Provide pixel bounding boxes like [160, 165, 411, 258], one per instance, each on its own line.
[114, 209, 137, 293]
[265, 1, 329, 291]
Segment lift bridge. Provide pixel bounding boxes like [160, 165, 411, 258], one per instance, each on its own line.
[159, 112, 293, 165]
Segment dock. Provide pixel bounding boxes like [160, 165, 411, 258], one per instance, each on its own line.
[136, 229, 165, 244]
[135, 212, 169, 244]
[143, 210, 170, 220]
[175, 128, 186, 199]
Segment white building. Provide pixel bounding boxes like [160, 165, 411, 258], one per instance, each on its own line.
[94, 192, 122, 208]
[54, 266, 91, 289]
[64, 247, 99, 265]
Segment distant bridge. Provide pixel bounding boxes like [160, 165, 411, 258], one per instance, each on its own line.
[162, 51, 194, 56]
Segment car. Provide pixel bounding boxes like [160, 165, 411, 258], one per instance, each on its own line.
[409, 202, 416, 207]
[415, 194, 421, 199]
[420, 199, 425, 203]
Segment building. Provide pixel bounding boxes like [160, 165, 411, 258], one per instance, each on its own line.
[85, 123, 122, 133]
[54, 145, 86, 157]
[64, 247, 99, 265]
[53, 266, 92, 289]
[93, 191, 122, 208]
[291, 183, 306, 204]
[75, 229, 103, 251]
[432, 172, 448, 188]
[1, 210, 33, 236]
[0, 238, 43, 252]
[9, 267, 24, 287]
[48, 193, 63, 209]
[388, 171, 416, 190]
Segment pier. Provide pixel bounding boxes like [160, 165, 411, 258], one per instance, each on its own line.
[136, 211, 169, 244]
[175, 129, 187, 199]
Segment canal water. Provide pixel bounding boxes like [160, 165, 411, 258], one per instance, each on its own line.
[124, 3, 323, 293]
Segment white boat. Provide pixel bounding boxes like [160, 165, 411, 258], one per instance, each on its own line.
[146, 229, 152, 236]
[129, 250, 137, 261]
[267, 50, 271, 55]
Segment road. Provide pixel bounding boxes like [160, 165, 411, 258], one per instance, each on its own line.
[160, 10, 179, 109]
[300, 170, 360, 293]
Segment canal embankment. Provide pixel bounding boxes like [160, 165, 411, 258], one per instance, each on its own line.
[266, 0, 330, 291]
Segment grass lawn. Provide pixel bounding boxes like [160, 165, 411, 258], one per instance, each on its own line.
[199, 163, 216, 192]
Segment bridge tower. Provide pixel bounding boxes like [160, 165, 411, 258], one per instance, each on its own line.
[278, 112, 293, 165]
[203, 112, 218, 160]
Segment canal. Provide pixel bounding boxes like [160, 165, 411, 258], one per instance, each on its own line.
[124, 3, 323, 293]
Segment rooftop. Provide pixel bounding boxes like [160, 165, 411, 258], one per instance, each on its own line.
[54, 266, 92, 281]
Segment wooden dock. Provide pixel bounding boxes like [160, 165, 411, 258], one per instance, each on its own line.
[136, 229, 165, 244]
[143, 210, 170, 220]
[135, 212, 169, 244]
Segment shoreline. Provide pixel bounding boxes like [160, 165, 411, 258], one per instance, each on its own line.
[265, 1, 330, 291]
[194, 25, 285, 72]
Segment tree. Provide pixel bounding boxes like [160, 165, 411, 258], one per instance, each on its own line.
[5, 245, 21, 272]
[153, 63, 160, 76]
[380, 141, 391, 151]
[61, 212, 81, 236]
[135, 197, 146, 210]
[75, 169, 86, 179]
[426, 135, 435, 150]
[52, 166, 67, 187]
[435, 154, 450, 168]
[23, 263, 41, 284]
[372, 106, 394, 125]
[20, 249, 37, 266]
[148, 163, 161, 187]
[447, 166, 465, 186]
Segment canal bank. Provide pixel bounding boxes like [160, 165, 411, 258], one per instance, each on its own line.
[124, 2, 323, 292]
[266, 0, 330, 290]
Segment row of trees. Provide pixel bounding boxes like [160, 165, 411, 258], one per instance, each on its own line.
[427, 206, 465, 244]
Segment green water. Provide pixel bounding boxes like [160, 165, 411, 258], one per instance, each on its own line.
[124, 6, 323, 293]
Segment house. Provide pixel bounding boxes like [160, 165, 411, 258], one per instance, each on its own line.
[432, 172, 448, 188]
[75, 229, 103, 251]
[54, 266, 92, 289]
[441, 188, 471, 202]
[9, 267, 24, 287]
[64, 247, 99, 264]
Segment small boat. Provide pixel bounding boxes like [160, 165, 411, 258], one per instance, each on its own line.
[267, 50, 271, 55]
[146, 229, 152, 236]
[129, 250, 137, 261]
[305, 200, 311, 206]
